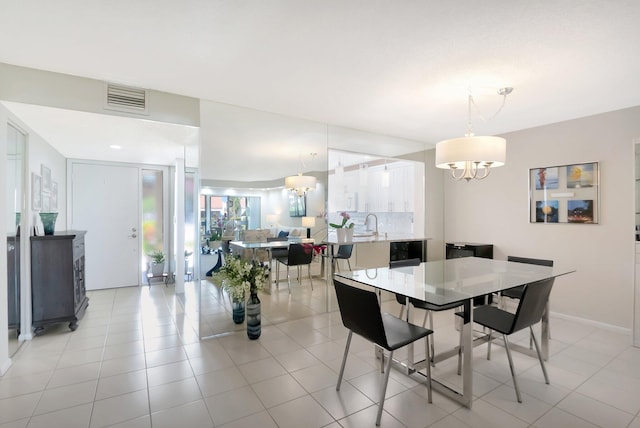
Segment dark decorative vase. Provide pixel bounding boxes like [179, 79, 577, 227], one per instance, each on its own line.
[39, 212, 58, 235]
[232, 297, 245, 324]
[246, 290, 261, 340]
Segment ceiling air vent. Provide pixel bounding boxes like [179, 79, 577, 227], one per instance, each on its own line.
[104, 83, 149, 115]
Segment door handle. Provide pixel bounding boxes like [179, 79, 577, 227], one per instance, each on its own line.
[130, 234, 137, 238]
[7, 243, 15, 252]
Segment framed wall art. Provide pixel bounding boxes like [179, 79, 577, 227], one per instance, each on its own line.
[51, 181, 58, 210]
[31, 173, 42, 211]
[41, 164, 51, 193]
[529, 162, 599, 224]
[288, 193, 306, 217]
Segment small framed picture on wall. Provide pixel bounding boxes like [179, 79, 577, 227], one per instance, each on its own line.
[41, 164, 51, 193]
[51, 181, 58, 210]
[32, 173, 42, 211]
[42, 194, 51, 212]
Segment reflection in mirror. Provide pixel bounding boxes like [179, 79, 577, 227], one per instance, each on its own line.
[6, 123, 25, 357]
[197, 101, 441, 339]
[198, 101, 328, 338]
[327, 149, 425, 237]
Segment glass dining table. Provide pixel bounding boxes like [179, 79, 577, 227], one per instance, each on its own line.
[334, 256, 575, 408]
[229, 238, 315, 293]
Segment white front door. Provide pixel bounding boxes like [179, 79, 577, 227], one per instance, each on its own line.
[70, 162, 140, 290]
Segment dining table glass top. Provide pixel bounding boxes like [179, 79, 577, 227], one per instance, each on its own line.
[334, 257, 574, 307]
[229, 238, 314, 250]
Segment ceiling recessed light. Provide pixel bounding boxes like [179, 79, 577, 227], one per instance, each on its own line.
[109, 144, 122, 150]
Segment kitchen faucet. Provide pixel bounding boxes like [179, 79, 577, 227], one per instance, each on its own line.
[365, 213, 379, 236]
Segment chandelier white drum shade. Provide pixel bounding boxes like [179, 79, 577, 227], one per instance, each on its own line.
[435, 88, 512, 182]
[285, 173, 317, 196]
[435, 135, 506, 181]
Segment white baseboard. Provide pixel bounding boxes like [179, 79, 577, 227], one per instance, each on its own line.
[550, 311, 632, 336]
[500, 299, 631, 336]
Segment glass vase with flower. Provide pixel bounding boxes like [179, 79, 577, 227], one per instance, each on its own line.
[213, 256, 268, 337]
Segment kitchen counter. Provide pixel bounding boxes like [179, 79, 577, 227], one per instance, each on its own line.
[324, 233, 430, 245]
[324, 234, 431, 269]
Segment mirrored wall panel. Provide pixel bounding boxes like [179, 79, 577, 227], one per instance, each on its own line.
[197, 100, 439, 340]
[6, 123, 25, 356]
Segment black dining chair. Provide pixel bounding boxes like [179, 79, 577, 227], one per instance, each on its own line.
[501, 256, 554, 342]
[267, 236, 288, 260]
[334, 279, 433, 426]
[390, 258, 464, 365]
[501, 256, 554, 301]
[275, 243, 314, 293]
[459, 277, 555, 402]
[332, 244, 353, 272]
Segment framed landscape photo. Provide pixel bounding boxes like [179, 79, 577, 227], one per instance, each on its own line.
[51, 181, 59, 210]
[288, 193, 306, 217]
[529, 162, 599, 224]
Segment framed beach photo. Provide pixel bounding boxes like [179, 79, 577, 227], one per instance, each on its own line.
[529, 162, 599, 224]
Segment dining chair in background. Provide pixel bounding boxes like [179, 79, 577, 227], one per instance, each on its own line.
[267, 236, 288, 260]
[459, 277, 555, 402]
[332, 244, 353, 272]
[334, 279, 433, 426]
[275, 243, 314, 293]
[501, 256, 554, 302]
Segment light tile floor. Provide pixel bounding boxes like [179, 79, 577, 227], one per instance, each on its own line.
[1, 277, 640, 428]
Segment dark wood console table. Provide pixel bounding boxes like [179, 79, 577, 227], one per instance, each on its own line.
[31, 231, 89, 335]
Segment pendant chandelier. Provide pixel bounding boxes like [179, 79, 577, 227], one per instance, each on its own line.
[285, 153, 317, 196]
[435, 87, 512, 181]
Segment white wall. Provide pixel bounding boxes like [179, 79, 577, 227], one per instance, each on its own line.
[443, 106, 640, 330]
[0, 63, 199, 127]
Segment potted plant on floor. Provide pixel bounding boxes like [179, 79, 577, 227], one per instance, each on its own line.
[148, 250, 166, 276]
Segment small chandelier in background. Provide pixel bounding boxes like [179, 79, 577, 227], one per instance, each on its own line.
[435, 87, 513, 181]
[285, 152, 317, 196]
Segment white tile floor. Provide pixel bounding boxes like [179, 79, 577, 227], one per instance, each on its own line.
[1, 277, 640, 428]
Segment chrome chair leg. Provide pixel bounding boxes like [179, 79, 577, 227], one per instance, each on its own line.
[336, 331, 352, 390]
[530, 326, 550, 384]
[376, 349, 394, 426]
[487, 330, 493, 360]
[308, 264, 313, 290]
[425, 335, 433, 403]
[503, 334, 522, 403]
[457, 333, 462, 376]
[286, 266, 292, 294]
[427, 311, 435, 364]
[346, 259, 352, 271]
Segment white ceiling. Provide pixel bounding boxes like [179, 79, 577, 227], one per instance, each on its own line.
[1, 1, 640, 173]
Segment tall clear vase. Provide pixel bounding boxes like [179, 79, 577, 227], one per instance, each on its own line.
[246, 290, 261, 340]
[232, 297, 245, 324]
